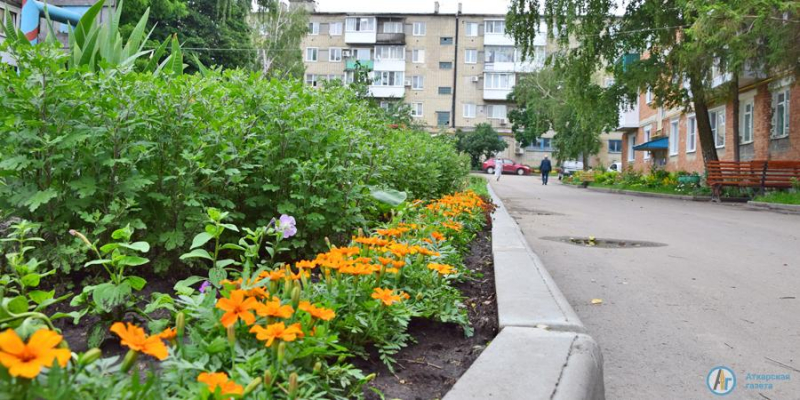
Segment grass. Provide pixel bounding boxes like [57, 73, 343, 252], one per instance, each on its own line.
[753, 191, 800, 205]
[571, 181, 713, 197]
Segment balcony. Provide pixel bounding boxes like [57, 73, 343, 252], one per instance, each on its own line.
[345, 30, 377, 44]
[617, 103, 639, 130]
[369, 86, 405, 98]
[345, 58, 374, 71]
[483, 88, 513, 101]
[374, 58, 405, 71]
[485, 60, 543, 73]
[376, 32, 405, 45]
[484, 33, 515, 46]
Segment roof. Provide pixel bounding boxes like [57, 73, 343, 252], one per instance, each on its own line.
[633, 136, 668, 151]
[313, 0, 511, 15]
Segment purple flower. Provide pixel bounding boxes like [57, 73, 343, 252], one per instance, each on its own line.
[277, 214, 297, 239]
[199, 281, 211, 293]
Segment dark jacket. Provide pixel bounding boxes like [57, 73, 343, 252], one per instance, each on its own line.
[539, 159, 552, 172]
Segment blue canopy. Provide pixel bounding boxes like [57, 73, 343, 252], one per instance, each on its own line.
[633, 136, 668, 151]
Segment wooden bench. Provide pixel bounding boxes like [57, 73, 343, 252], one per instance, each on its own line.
[576, 172, 595, 188]
[706, 160, 800, 199]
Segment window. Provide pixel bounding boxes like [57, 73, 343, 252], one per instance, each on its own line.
[439, 61, 453, 70]
[485, 20, 505, 34]
[440, 37, 454, 45]
[308, 22, 319, 35]
[645, 88, 653, 104]
[411, 76, 424, 90]
[487, 105, 507, 119]
[305, 48, 318, 62]
[411, 103, 423, 117]
[485, 46, 515, 63]
[465, 49, 478, 64]
[355, 48, 371, 61]
[436, 111, 451, 126]
[741, 100, 754, 144]
[463, 103, 476, 118]
[627, 133, 636, 161]
[375, 46, 405, 60]
[326, 74, 343, 82]
[379, 101, 391, 111]
[710, 108, 726, 148]
[527, 138, 552, 151]
[465, 22, 478, 37]
[485, 73, 513, 89]
[412, 49, 425, 63]
[329, 48, 342, 62]
[643, 125, 652, 159]
[329, 22, 342, 35]
[533, 46, 546, 65]
[413, 22, 426, 36]
[686, 115, 697, 153]
[669, 118, 679, 155]
[305, 74, 318, 87]
[346, 17, 375, 32]
[438, 87, 452, 95]
[383, 22, 403, 33]
[372, 71, 404, 86]
[608, 140, 622, 153]
[772, 88, 790, 138]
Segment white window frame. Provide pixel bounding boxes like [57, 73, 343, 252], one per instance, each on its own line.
[710, 107, 726, 148]
[533, 46, 546, 65]
[484, 73, 513, 90]
[643, 125, 652, 159]
[372, 71, 405, 87]
[375, 46, 405, 61]
[329, 48, 342, 62]
[305, 74, 318, 87]
[771, 87, 790, 138]
[487, 105, 507, 120]
[465, 49, 478, 64]
[412, 22, 426, 36]
[346, 17, 375, 32]
[465, 22, 479, 37]
[645, 88, 653, 104]
[329, 22, 342, 36]
[686, 115, 697, 153]
[411, 76, 424, 90]
[383, 21, 403, 33]
[463, 103, 476, 119]
[305, 47, 318, 62]
[411, 102, 423, 117]
[669, 118, 679, 155]
[412, 49, 425, 63]
[308, 22, 320, 35]
[741, 100, 754, 144]
[484, 19, 506, 35]
[354, 48, 371, 61]
[627, 133, 636, 161]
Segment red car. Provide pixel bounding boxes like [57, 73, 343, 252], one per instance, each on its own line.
[482, 158, 531, 176]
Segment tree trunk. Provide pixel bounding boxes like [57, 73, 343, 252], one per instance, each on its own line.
[731, 75, 740, 162]
[689, 74, 719, 165]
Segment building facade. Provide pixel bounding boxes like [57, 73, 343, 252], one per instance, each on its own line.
[0, 0, 21, 65]
[622, 74, 800, 174]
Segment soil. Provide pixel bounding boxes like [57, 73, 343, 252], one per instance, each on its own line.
[357, 226, 498, 400]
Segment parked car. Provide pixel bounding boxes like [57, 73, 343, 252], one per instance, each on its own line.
[482, 158, 531, 176]
[559, 160, 584, 177]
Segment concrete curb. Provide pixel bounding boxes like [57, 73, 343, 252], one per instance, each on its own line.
[444, 182, 605, 400]
[564, 183, 750, 203]
[746, 201, 800, 214]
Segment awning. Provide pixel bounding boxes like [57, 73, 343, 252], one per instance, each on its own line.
[633, 136, 668, 151]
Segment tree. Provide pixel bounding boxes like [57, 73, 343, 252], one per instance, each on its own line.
[455, 124, 509, 168]
[508, 68, 617, 165]
[120, 0, 255, 71]
[252, 0, 308, 78]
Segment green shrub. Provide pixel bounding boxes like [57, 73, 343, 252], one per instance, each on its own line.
[0, 43, 468, 274]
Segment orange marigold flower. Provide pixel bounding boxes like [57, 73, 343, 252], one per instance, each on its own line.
[386, 267, 399, 274]
[0, 328, 71, 379]
[371, 288, 403, 306]
[431, 231, 445, 241]
[216, 290, 260, 327]
[377, 256, 393, 266]
[259, 269, 286, 282]
[392, 260, 406, 268]
[110, 322, 168, 360]
[428, 263, 456, 275]
[295, 260, 317, 269]
[158, 327, 177, 341]
[243, 286, 270, 299]
[249, 322, 304, 347]
[220, 278, 243, 287]
[197, 372, 243, 396]
[298, 301, 336, 321]
[254, 297, 294, 319]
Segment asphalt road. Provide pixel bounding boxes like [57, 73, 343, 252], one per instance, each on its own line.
[487, 174, 800, 399]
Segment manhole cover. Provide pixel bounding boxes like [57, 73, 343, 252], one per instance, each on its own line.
[540, 236, 666, 248]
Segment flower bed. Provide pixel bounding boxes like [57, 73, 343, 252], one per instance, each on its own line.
[0, 185, 494, 399]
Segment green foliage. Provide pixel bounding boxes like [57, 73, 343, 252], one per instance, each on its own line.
[252, 0, 309, 78]
[455, 124, 509, 168]
[0, 42, 468, 274]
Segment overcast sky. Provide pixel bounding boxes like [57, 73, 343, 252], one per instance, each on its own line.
[314, 0, 513, 14]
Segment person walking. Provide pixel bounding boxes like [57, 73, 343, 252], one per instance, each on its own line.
[494, 159, 503, 181]
[539, 156, 552, 185]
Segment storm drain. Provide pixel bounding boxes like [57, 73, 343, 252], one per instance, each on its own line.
[540, 236, 667, 248]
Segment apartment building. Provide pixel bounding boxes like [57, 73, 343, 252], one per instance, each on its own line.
[0, 0, 21, 65]
[622, 71, 799, 174]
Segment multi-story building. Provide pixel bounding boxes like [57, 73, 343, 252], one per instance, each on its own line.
[622, 71, 799, 174]
[0, 0, 21, 65]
